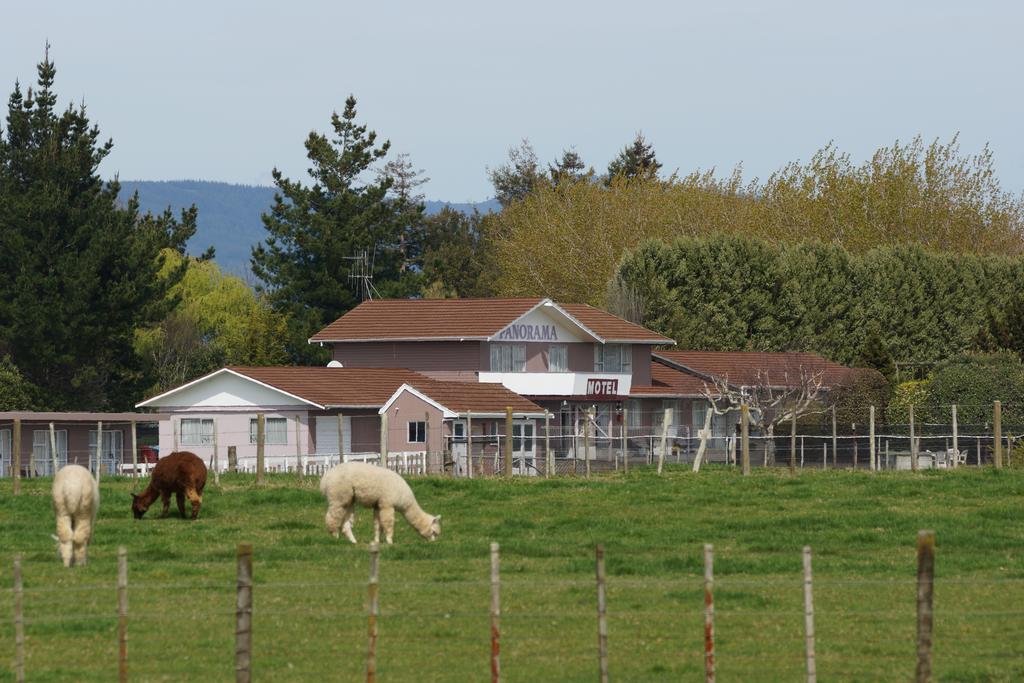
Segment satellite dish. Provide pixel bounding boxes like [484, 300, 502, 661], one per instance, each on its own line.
[326, 360, 343, 368]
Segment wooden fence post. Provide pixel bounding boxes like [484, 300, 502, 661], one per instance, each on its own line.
[490, 542, 501, 683]
[704, 543, 716, 683]
[789, 410, 797, 473]
[50, 421, 59, 476]
[831, 405, 837, 468]
[803, 546, 816, 683]
[379, 412, 389, 468]
[12, 417, 21, 495]
[607, 416, 615, 470]
[212, 419, 221, 487]
[910, 405, 918, 472]
[255, 414, 266, 484]
[228, 445, 238, 473]
[367, 542, 380, 683]
[916, 531, 935, 683]
[869, 406, 876, 472]
[235, 543, 253, 683]
[504, 407, 514, 477]
[584, 407, 592, 478]
[294, 415, 303, 478]
[993, 400, 1002, 468]
[467, 411, 474, 478]
[657, 408, 671, 474]
[14, 553, 24, 683]
[596, 544, 609, 683]
[118, 546, 128, 683]
[621, 407, 629, 474]
[544, 410, 552, 478]
[741, 404, 750, 476]
[130, 420, 139, 479]
[951, 404, 958, 468]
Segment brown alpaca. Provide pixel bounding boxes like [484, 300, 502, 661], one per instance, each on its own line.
[131, 451, 208, 520]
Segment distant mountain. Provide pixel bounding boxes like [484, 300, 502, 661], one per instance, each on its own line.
[117, 180, 499, 276]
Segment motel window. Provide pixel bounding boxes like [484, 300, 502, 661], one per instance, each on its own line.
[0, 429, 10, 476]
[594, 344, 632, 373]
[408, 421, 426, 443]
[548, 344, 568, 372]
[490, 343, 526, 372]
[180, 418, 214, 446]
[250, 417, 288, 445]
[89, 430, 124, 462]
[32, 430, 68, 475]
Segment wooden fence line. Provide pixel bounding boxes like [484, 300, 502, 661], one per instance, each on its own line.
[235, 543, 253, 683]
[490, 542, 501, 683]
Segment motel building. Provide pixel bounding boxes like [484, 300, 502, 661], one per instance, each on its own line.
[137, 297, 858, 474]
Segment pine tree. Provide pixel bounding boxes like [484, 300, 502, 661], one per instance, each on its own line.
[0, 50, 196, 409]
[606, 132, 662, 182]
[251, 96, 410, 362]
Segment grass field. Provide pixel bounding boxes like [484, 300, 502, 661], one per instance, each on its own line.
[1, 466, 1023, 682]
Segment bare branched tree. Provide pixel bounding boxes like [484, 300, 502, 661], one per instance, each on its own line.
[699, 363, 826, 465]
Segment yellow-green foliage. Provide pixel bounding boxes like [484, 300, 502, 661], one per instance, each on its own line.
[886, 380, 932, 423]
[135, 250, 289, 394]
[489, 136, 1024, 306]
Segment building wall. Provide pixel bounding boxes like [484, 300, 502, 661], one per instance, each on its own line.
[631, 346, 652, 387]
[332, 341, 484, 371]
[162, 409, 311, 469]
[381, 390, 444, 454]
[0, 421, 130, 475]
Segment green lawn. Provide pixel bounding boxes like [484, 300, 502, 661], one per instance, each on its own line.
[1, 466, 1023, 682]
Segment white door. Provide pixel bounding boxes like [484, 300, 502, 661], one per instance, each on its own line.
[512, 421, 536, 476]
[315, 416, 352, 460]
[451, 420, 468, 476]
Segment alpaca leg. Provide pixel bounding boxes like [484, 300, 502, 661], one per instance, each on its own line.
[341, 507, 358, 544]
[160, 492, 171, 517]
[175, 491, 187, 518]
[326, 501, 353, 541]
[380, 507, 396, 545]
[372, 507, 382, 544]
[55, 514, 74, 567]
[72, 518, 91, 566]
[186, 488, 202, 519]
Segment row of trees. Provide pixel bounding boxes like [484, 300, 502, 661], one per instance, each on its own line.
[485, 136, 1024, 306]
[611, 235, 1024, 372]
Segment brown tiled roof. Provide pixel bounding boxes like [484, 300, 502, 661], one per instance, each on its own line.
[227, 367, 542, 414]
[630, 362, 708, 397]
[407, 381, 543, 415]
[557, 303, 673, 343]
[309, 297, 673, 344]
[652, 351, 856, 389]
[310, 298, 543, 342]
[228, 367, 424, 406]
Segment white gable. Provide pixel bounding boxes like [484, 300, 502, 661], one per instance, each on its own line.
[492, 303, 595, 343]
[137, 370, 318, 409]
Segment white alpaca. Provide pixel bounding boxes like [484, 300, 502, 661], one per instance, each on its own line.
[319, 462, 441, 544]
[51, 465, 100, 567]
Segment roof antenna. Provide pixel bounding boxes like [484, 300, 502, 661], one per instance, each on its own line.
[346, 248, 381, 301]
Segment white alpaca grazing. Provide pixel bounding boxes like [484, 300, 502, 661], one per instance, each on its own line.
[319, 462, 441, 544]
[51, 464, 100, 567]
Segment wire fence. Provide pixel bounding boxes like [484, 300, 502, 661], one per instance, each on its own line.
[5, 532, 1021, 682]
[2, 402, 1023, 481]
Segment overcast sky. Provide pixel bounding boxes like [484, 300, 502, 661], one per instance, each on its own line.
[2, 1, 1022, 201]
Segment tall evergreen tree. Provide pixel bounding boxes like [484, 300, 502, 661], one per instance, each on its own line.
[0, 51, 196, 410]
[251, 96, 410, 362]
[606, 132, 662, 181]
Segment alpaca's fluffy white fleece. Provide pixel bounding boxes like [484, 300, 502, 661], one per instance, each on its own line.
[320, 462, 440, 544]
[52, 465, 100, 567]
